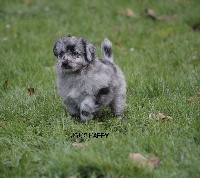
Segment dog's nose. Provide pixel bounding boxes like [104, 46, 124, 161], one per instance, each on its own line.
[62, 60, 72, 69]
[62, 60, 69, 67]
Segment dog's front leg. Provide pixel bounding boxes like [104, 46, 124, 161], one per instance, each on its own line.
[64, 100, 80, 117]
[80, 96, 96, 121]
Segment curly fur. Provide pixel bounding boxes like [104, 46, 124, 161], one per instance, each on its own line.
[53, 36, 126, 121]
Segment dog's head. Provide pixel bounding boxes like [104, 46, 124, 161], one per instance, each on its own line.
[53, 35, 96, 72]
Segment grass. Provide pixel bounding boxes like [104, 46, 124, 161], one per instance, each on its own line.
[0, 0, 200, 177]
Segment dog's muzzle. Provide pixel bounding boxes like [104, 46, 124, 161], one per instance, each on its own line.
[62, 60, 72, 69]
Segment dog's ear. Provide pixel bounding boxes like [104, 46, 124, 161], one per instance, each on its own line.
[53, 43, 58, 57]
[86, 43, 95, 62]
[81, 38, 96, 62]
[53, 38, 66, 57]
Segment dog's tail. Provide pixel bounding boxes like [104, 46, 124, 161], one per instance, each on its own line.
[101, 38, 113, 63]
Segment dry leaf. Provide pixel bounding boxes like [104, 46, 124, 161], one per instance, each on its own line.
[125, 8, 135, 17]
[145, 9, 157, 20]
[157, 113, 172, 121]
[119, 8, 136, 18]
[129, 153, 148, 167]
[72, 142, 88, 148]
[145, 9, 176, 21]
[72, 142, 85, 148]
[188, 97, 196, 105]
[28, 87, 36, 96]
[149, 113, 172, 121]
[188, 92, 200, 104]
[129, 153, 161, 169]
[148, 157, 161, 168]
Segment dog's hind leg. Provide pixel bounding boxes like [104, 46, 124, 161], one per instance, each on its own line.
[110, 87, 126, 117]
[64, 100, 80, 117]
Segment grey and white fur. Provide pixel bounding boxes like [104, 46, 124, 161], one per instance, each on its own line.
[53, 35, 126, 121]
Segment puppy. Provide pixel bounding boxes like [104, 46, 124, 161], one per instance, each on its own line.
[53, 35, 126, 121]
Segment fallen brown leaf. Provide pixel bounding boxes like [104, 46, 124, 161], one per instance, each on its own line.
[129, 153, 161, 169]
[157, 113, 172, 121]
[149, 113, 172, 121]
[188, 97, 197, 105]
[129, 153, 148, 167]
[188, 92, 200, 104]
[72, 142, 88, 148]
[28, 87, 36, 96]
[145, 9, 157, 20]
[119, 8, 136, 18]
[145, 9, 176, 21]
[148, 157, 161, 169]
[72, 142, 85, 148]
[125, 8, 135, 17]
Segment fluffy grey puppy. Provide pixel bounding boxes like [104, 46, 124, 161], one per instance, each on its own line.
[53, 35, 126, 121]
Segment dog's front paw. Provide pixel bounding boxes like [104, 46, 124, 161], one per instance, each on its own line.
[80, 97, 96, 121]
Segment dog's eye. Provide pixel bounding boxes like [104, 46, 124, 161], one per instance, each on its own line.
[73, 51, 80, 56]
[59, 51, 65, 58]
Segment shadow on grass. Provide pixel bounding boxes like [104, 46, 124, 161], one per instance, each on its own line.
[77, 165, 104, 178]
[63, 107, 117, 123]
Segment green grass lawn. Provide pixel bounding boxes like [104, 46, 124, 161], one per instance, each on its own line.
[0, 0, 200, 177]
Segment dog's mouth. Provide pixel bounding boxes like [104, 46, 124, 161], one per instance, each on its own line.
[62, 65, 73, 70]
[60, 61, 89, 72]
